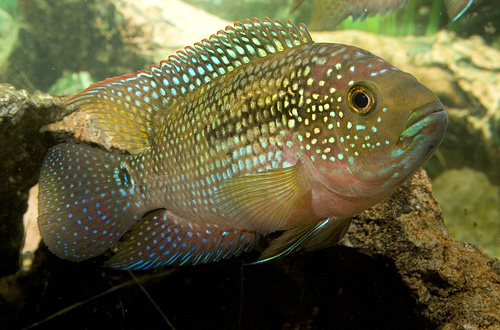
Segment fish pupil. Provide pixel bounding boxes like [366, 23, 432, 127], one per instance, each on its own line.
[348, 85, 375, 114]
[353, 91, 369, 109]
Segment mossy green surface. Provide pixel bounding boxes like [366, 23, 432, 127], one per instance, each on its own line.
[432, 168, 500, 258]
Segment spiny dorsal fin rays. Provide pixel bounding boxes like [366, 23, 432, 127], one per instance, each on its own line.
[149, 17, 313, 99]
[66, 18, 313, 154]
[66, 70, 162, 154]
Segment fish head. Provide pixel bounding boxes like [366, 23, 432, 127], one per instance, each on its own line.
[295, 44, 447, 202]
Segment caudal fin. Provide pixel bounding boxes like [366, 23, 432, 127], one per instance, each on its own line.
[38, 143, 141, 261]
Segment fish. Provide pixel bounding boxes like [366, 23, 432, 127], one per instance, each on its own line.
[37, 18, 447, 270]
[291, 0, 475, 30]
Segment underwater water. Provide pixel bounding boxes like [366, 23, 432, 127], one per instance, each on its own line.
[0, 0, 499, 329]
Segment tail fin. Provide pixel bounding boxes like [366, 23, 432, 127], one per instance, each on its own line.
[38, 143, 141, 261]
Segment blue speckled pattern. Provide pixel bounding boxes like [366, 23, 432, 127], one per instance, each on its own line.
[38, 18, 447, 269]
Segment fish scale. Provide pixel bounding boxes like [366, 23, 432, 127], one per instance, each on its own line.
[38, 18, 447, 269]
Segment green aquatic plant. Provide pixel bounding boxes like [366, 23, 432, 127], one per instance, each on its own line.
[0, 0, 21, 78]
[339, 0, 445, 36]
[48, 71, 94, 96]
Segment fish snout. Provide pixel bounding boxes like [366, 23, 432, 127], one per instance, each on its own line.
[398, 101, 448, 151]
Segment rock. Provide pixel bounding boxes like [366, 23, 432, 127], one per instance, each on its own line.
[344, 169, 500, 329]
[0, 84, 69, 276]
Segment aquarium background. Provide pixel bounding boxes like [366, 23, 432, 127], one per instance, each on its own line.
[0, 0, 499, 329]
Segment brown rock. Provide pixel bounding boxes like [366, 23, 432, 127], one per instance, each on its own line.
[344, 169, 500, 329]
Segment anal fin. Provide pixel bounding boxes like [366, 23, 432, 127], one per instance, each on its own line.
[107, 209, 258, 270]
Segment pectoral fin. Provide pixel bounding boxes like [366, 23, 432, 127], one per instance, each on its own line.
[214, 162, 311, 234]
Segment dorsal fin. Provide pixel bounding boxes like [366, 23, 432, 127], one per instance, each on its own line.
[67, 18, 313, 153]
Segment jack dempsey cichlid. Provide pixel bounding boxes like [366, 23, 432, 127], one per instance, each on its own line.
[38, 18, 447, 269]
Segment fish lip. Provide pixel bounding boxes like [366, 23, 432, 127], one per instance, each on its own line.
[404, 101, 446, 131]
[399, 101, 447, 148]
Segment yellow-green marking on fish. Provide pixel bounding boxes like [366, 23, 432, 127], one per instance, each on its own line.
[37, 18, 447, 269]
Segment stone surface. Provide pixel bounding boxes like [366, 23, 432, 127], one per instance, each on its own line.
[344, 169, 500, 329]
[0, 84, 69, 276]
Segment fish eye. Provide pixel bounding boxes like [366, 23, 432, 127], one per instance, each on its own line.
[347, 86, 375, 115]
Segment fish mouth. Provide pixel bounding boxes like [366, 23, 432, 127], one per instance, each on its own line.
[398, 101, 447, 151]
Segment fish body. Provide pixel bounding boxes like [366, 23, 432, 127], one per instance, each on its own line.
[291, 0, 475, 30]
[38, 18, 447, 269]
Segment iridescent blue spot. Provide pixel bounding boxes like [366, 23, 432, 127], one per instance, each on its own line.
[211, 56, 220, 65]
